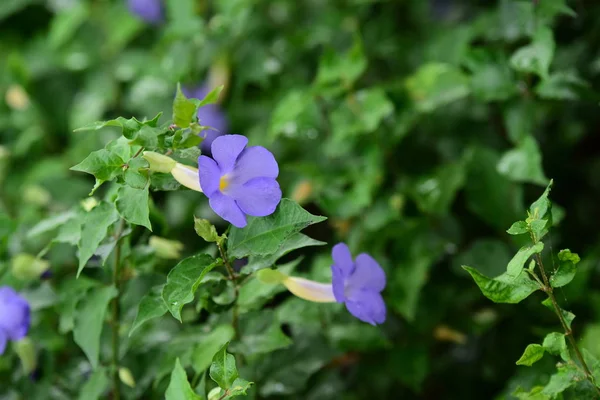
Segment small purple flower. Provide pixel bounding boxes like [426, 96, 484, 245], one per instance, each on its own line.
[331, 243, 386, 325]
[127, 0, 163, 24]
[0, 286, 31, 354]
[182, 85, 228, 154]
[198, 135, 282, 228]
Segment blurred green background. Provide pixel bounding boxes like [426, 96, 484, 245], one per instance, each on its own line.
[2, 0, 600, 399]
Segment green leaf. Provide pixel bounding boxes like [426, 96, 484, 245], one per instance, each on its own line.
[74, 114, 161, 138]
[315, 37, 366, 89]
[173, 84, 197, 128]
[510, 26, 555, 79]
[116, 185, 152, 230]
[542, 363, 584, 396]
[191, 325, 235, 374]
[78, 367, 109, 400]
[193, 217, 220, 243]
[162, 254, 218, 321]
[239, 261, 298, 312]
[242, 233, 325, 273]
[73, 285, 117, 368]
[550, 249, 579, 288]
[465, 147, 525, 230]
[463, 266, 540, 304]
[210, 343, 239, 390]
[497, 135, 548, 186]
[268, 89, 319, 139]
[542, 298, 575, 330]
[542, 332, 569, 361]
[27, 210, 77, 239]
[410, 161, 466, 215]
[536, 71, 589, 100]
[129, 286, 168, 337]
[192, 85, 224, 108]
[507, 243, 544, 277]
[516, 344, 545, 366]
[165, 358, 202, 400]
[224, 378, 253, 399]
[528, 180, 554, 240]
[405, 63, 470, 112]
[70, 149, 125, 191]
[507, 221, 529, 235]
[236, 311, 293, 356]
[227, 199, 326, 259]
[77, 202, 120, 277]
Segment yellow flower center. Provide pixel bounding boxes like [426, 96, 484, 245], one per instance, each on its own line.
[219, 176, 230, 192]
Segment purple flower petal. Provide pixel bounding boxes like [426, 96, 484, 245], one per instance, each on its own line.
[228, 146, 279, 186]
[211, 135, 248, 173]
[345, 290, 386, 326]
[228, 178, 282, 217]
[127, 0, 163, 23]
[332, 243, 354, 276]
[331, 265, 346, 303]
[0, 332, 6, 355]
[198, 105, 227, 154]
[346, 253, 386, 293]
[208, 192, 247, 228]
[0, 287, 30, 341]
[198, 155, 222, 196]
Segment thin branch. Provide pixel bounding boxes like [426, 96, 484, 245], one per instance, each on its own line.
[111, 219, 126, 400]
[217, 241, 239, 338]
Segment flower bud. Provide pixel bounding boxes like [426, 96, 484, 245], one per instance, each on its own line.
[149, 236, 183, 259]
[143, 151, 177, 173]
[208, 387, 222, 400]
[119, 367, 136, 388]
[11, 254, 49, 281]
[14, 337, 36, 374]
[171, 163, 202, 192]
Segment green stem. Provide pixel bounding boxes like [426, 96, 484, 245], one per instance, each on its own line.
[217, 241, 239, 338]
[533, 249, 600, 395]
[111, 220, 125, 400]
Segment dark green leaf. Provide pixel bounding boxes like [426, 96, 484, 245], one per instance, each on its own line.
[463, 266, 540, 304]
[165, 358, 202, 400]
[242, 234, 325, 273]
[116, 185, 152, 230]
[77, 202, 119, 277]
[210, 343, 239, 390]
[162, 254, 218, 321]
[550, 249, 579, 288]
[542, 364, 583, 396]
[191, 325, 235, 374]
[542, 298, 575, 330]
[73, 285, 117, 368]
[129, 286, 168, 337]
[510, 26, 555, 78]
[70, 149, 125, 190]
[227, 199, 326, 259]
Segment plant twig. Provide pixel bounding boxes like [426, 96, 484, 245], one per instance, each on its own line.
[531, 238, 600, 395]
[217, 241, 239, 338]
[111, 219, 126, 400]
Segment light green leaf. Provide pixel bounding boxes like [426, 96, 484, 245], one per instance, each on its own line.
[463, 266, 540, 304]
[269, 90, 318, 139]
[70, 149, 125, 190]
[227, 199, 326, 259]
[542, 332, 569, 361]
[78, 367, 109, 400]
[507, 243, 544, 277]
[191, 325, 235, 374]
[541, 298, 575, 330]
[166, 358, 202, 400]
[242, 233, 325, 273]
[507, 221, 529, 235]
[73, 285, 117, 368]
[510, 26, 555, 78]
[116, 185, 152, 230]
[528, 180, 554, 240]
[173, 84, 197, 128]
[162, 254, 218, 321]
[129, 286, 168, 337]
[193, 85, 224, 108]
[405, 63, 470, 112]
[210, 343, 239, 390]
[74, 113, 161, 139]
[550, 249, 579, 288]
[541, 364, 583, 396]
[315, 37, 366, 88]
[193, 217, 220, 243]
[497, 136, 548, 186]
[77, 202, 119, 277]
[224, 378, 253, 399]
[27, 210, 77, 239]
[516, 344, 545, 366]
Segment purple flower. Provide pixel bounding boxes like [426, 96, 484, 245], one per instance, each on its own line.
[182, 85, 228, 154]
[127, 0, 163, 24]
[0, 287, 31, 354]
[198, 135, 282, 228]
[331, 243, 386, 325]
